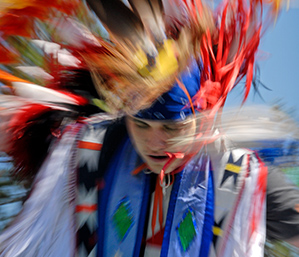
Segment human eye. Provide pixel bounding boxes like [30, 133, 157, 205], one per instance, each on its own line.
[134, 120, 150, 129]
[163, 124, 181, 132]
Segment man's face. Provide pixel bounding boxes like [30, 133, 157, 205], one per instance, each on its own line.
[126, 116, 197, 174]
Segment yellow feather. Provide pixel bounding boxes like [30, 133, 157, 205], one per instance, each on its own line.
[136, 39, 179, 81]
[0, 0, 34, 10]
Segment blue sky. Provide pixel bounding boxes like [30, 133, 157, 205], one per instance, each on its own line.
[225, 7, 299, 122]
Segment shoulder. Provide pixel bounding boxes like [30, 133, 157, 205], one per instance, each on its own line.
[208, 142, 261, 187]
[266, 166, 299, 240]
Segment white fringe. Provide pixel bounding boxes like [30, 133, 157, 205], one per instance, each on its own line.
[0, 124, 82, 257]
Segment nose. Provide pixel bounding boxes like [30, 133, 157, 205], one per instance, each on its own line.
[146, 128, 168, 152]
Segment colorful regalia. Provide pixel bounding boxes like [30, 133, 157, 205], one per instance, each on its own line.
[0, 0, 297, 257]
[75, 119, 268, 257]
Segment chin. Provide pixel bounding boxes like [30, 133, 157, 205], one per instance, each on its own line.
[147, 162, 180, 175]
[146, 163, 164, 174]
[142, 155, 182, 174]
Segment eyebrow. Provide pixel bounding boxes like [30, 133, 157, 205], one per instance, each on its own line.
[129, 116, 143, 122]
[162, 119, 192, 126]
[129, 117, 149, 125]
[163, 122, 188, 129]
[129, 116, 190, 127]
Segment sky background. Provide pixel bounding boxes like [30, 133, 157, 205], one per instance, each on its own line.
[225, 6, 299, 122]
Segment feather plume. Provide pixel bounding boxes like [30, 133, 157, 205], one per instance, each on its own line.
[129, 0, 165, 44]
[0, 96, 77, 178]
[80, 0, 214, 113]
[86, 0, 160, 57]
[167, 106, 299, 169]
[0, 0, 286, 115]
[192, 0, 286, 115]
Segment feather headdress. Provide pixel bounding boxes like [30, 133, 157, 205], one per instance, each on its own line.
[0, 0, 285, 114]
[0, 0, 288, 176]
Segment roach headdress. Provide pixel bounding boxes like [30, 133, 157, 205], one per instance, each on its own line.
[0, 0, 284, 114]
[0, 0, 286, 177]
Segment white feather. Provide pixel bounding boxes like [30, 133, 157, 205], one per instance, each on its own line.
[50, 18, 101, 49]
[162, 0, 189, 29]
[31, 40, 81, 67]
[219, 106, 299, 144]
[11, 82, 81, 105]
[16, 66, 54, 80]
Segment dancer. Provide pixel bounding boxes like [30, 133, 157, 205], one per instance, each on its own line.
[0, 0, 298, 256]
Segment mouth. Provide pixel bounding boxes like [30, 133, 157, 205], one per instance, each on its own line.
[147, 155, 169, 163]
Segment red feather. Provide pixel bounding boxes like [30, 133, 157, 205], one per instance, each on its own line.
[0, 45, 19, 64]
[194, 0, 264, 112]
[0, 102, 72, 179]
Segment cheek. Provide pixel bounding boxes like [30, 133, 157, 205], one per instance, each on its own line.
[126, 122, 146, 150]
[182, 122, 197, 141]
[167, 125, 196, 153]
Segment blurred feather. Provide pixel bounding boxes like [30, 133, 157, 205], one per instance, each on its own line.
[32, 40, 81, 67]
[219, 106, 299, 144]
[0, 0, 81, 38]
[168, 105, 299, 157]
[86, 0, 158, 56]
[31, 40, 61, 56]
[15, 66, 54, 80]
[0, 95, 77, 178]
[0, 70, 29, 84]
[56, 49, 82, 67]
[50, 18, 102, 49]
[0, 43, 19, 64]
[194, 0, 265, 114]
[0, 0, 210, 114]
[129, 0, 165, 44]
[11, 82, 88, 106]
[162, 0, 188, 32]
[218, 106, 299, 168]
[0, 0, 287, 115]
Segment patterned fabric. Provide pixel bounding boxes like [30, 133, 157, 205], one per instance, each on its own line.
[75, 120, 267, 257]
[76, 118, 110, 257]
[209, 149, 267, 257]
[97, 138, 149, 257]
[0, 119, 267, 257]
[112, 197, 135, 241]
[96, 136, 215, 257]
[177, 208, 198, 252]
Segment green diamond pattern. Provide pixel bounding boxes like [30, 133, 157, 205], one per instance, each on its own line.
[177, 209, 197, 251]
[112, 198, 134, 241]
